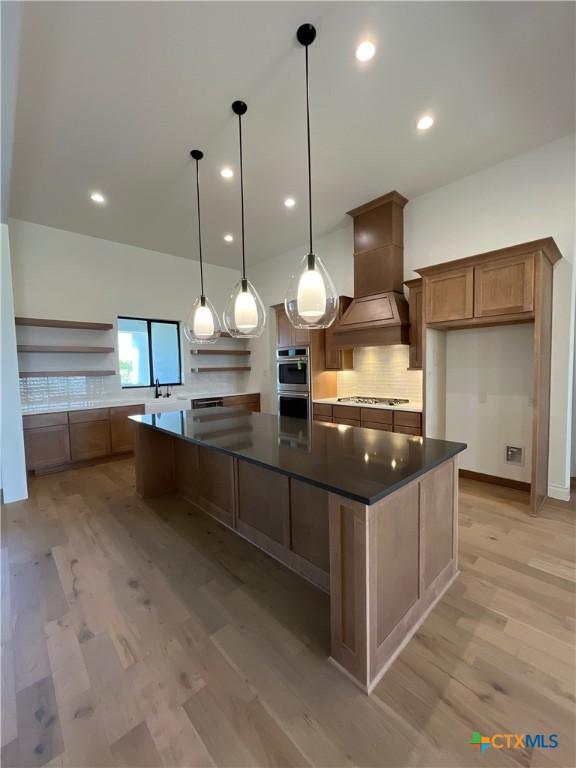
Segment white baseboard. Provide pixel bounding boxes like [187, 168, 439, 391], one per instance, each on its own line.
[548, 483, 570, 502]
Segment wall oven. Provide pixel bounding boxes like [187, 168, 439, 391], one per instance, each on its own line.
[277, 391, 310, 421]
[277, 347, 309, 393]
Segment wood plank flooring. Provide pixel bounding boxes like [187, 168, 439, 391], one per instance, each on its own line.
[1, 459, 574, 768]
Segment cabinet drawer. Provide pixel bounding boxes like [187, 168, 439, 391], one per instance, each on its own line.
[313, 403, 333, 418]
[394, 425, 421, 436]
[425, 267, 474, 323]
[24, 425, 70, 470]
[393, 411, 421, 429]
[334, 417, 361, 427]
[333, 405, 361, 421]
[23, 412, 68, 429]
[68, 407, 110, 424]
[474, 253, 534, 317]
[70, 421, 111, 461]
[314, 416, 333, 423]
[222, 394, 260, 406]
[360, 408, 392, 425]
[110, 404, 145, 418]
[361, 421, 393, 432]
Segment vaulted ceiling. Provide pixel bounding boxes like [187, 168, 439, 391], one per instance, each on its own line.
[8, 1, 575, 267]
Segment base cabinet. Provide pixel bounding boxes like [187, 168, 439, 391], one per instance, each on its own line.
[70, 420, 111, 461]
[110, 404, 145, 453]
[313, 405, 422, 436]
[24, 424, 71, 470]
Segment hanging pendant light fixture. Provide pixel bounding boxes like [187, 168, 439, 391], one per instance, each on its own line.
[223, 101, 266, 338]
[285, 24, 338, 329]
[183, 149, 222, 344]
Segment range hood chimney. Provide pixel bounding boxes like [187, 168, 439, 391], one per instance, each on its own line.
[332, 191, 410, 348]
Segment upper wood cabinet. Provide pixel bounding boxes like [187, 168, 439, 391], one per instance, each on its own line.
[324, 296, 354, 370]
[474, 253, 534, 318]
[404, 278, 423, 370]
[425, 267, 474, 324]
[275, 305, 309, 348]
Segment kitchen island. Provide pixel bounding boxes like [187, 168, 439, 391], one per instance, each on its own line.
[130, 408, 466, 692]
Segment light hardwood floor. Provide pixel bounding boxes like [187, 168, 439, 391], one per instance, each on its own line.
[1, 459, 574, 768]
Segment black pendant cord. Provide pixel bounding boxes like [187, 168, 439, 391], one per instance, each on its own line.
[193, 157, 205, 298]
[304, 42, 313, 258]
[238, 113, 247, 283]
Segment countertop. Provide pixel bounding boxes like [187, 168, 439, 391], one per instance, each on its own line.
[20, 391, 260, 416]
[131, 408, 465, 505]
[313, 398, 423, 413]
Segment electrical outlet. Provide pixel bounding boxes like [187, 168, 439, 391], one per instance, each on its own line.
[506, 445, 523, 465]
[479, 391, 487, 404]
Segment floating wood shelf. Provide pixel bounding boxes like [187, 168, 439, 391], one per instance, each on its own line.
[191, 349, 250, 356]
[191, 366, 251, 373]
[17, 345, 115, 353]
[19, 370, 116, 378]
[15, 317, 113, 331]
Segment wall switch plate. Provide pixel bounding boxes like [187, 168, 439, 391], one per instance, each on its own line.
[506, 445, 523, 465]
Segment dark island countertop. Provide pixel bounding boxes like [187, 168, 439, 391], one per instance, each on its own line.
[130, 408, 466, 505]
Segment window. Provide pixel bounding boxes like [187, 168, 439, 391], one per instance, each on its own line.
[118, 316, 182, 388]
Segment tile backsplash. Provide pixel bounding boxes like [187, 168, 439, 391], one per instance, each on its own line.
[337, 345, 423, 402]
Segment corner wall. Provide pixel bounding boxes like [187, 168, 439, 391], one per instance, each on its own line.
[1, 224, 27, 501]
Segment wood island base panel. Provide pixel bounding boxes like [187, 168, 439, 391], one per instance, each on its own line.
[130, 407, 465, 692]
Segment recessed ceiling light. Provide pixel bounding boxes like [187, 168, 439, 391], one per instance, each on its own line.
[223, 233, 234, 243]
[90, 191, 106, 204]
[355, 40, 376, 62]
[417, 114, 434, 131]
[220, 167, 234, 179]
[284, 197, 296, 208]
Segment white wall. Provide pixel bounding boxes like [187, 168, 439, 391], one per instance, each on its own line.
[1, 224, 27, 501]
[249, 135, 575, 499]
[445, 325, 534, 483]
[9, 219, 244, 401]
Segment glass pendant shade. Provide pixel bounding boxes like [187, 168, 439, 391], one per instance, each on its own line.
[223, 277, 266, 338]
[184, 295, 221, 344]
[285, 253, 339, 329]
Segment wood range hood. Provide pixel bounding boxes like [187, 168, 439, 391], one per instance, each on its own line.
[332, 191, 410, 349]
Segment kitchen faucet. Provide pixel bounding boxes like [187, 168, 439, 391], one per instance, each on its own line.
[154, 378, 161, 398]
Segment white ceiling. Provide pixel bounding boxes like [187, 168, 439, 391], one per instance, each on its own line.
[8, 1, 575, 268]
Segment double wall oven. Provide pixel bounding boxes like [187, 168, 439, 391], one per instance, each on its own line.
[277, 346, 310, 420]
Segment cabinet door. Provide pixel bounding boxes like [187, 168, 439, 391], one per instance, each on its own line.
[474, 253, 534, 318]
[325, 296, 353, 370]
[292, 325, 310, 346]
[290, 479, 329, 573]
[237, 461, 289, 545]
[425, 267, 474, 323]
[408, 282, 423, 369]
[24, 425, 70, 470]
[276, 306, 293, 348]
[110, 404, 145, 454]
[69, 420, 111, 461]
[197, 445, 235, 527]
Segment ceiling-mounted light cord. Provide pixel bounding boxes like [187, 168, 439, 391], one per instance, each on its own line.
[305, 43, 313, 257]
[237, 113, 247, 281]
[193, 155, 205, 297]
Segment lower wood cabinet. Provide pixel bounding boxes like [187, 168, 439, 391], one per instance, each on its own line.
[237, 461, 289, 544]
[221, 394, 260, 412]
[69, 419, 111, 461]
[110, 404, 145, 453]
[290, 479, 330, 573]
[313, 404, 422, 436]
[24, 422, 70, 470]
[196, 445, 235, 527]
[23, 403, 145, 472]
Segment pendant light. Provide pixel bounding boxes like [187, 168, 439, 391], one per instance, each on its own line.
[183, 149, 222, 344]
[284, 24, 338, 329]
[223, 100, 266, 338]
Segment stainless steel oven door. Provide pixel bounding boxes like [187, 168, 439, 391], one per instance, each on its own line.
[276, 357, 310, 392]
[277, 392, 310, 421]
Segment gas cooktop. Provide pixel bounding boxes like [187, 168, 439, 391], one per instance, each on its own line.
[337, 397, 410, 406]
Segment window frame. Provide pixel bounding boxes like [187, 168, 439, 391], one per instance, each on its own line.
[118, 315, 183, 389]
